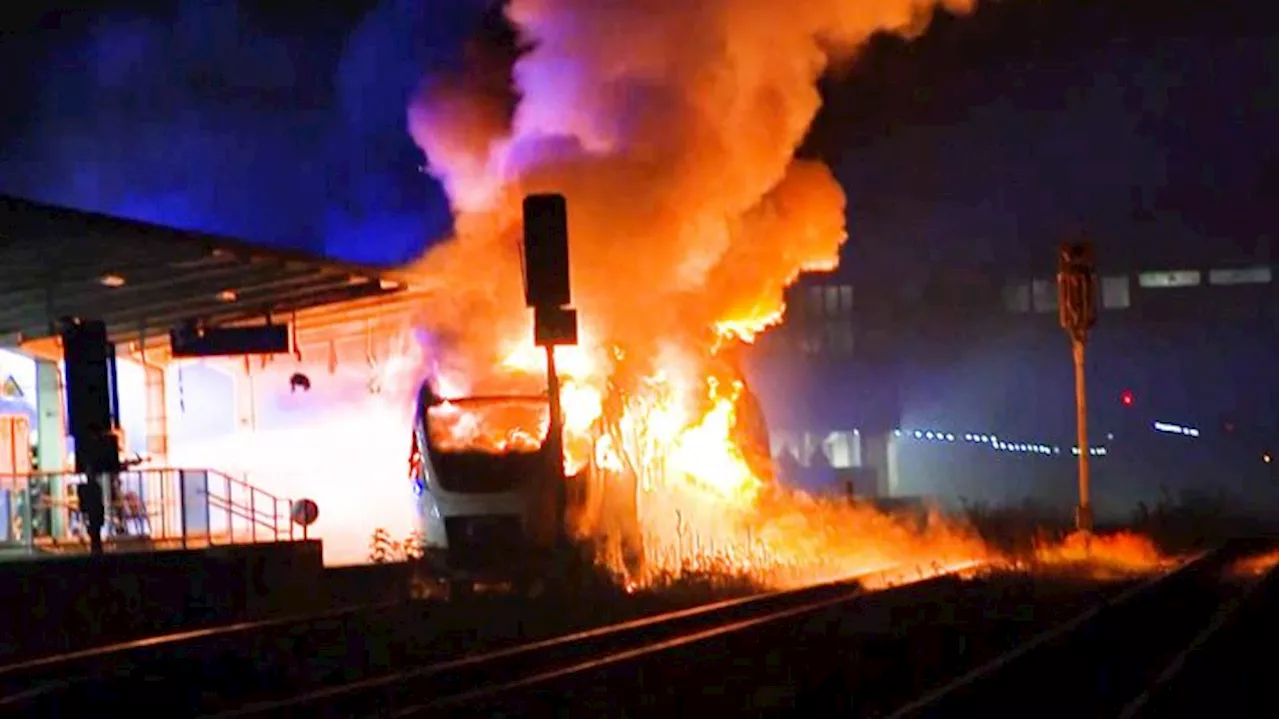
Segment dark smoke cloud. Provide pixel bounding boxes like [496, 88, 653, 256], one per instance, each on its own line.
[0, 0, 493, 265]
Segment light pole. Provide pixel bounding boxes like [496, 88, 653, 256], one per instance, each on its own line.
[1057, 242, 1098, 533]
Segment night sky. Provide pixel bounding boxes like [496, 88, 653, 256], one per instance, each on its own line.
[0, 0, 1272, 271]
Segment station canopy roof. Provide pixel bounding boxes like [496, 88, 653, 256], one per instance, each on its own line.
[0, 195, 429, 360]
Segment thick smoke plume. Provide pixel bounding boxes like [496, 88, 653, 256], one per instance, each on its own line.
[406, 0, 975, 373]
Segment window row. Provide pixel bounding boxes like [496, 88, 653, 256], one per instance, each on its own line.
[1003, 276, 1132, 313]
[799, 285, 854, 320]
[1138, 266, 1272, 288]
[1003, 265, 1273, 313]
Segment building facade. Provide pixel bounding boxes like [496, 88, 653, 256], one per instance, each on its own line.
[747, 257, 1278, 521]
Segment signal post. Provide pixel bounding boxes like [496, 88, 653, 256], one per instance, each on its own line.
[521, 194, 578, 546]
[1057, 242, 1099, 533]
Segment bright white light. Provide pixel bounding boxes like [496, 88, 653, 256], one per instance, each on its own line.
[1154, 421, 1200, 437]
[899, 427, 1107, 460]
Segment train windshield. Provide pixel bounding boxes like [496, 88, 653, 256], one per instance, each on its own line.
[425, 396, 550, 454]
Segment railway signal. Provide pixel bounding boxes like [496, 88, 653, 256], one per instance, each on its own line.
[522, 193, 578, 535]
[1057, 241, 1098, 533]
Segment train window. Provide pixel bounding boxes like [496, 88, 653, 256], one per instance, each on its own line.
[427, 399, 549, 454]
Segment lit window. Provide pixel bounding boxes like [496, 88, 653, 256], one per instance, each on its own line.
[823, 431, 856, 469]
[1138, 270, 1201, 288]
[1101, 275, 1131, 309]
[1003, 281, 1030, 313]
[1032, 279, 1058, 313]
[1208, 266, 1272, 285]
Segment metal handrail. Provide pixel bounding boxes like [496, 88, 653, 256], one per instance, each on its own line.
[205, 493, 287, 538]
[0, 467, 298, 554]
[200, 467, 289, 508]
[197, 467, 296, 542]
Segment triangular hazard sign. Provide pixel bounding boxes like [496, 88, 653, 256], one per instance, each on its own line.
[1, 376, 22, 399]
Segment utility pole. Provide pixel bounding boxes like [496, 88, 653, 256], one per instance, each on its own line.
[1056, 242, 1098, 533]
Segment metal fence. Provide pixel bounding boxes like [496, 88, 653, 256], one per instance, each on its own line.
[0, 468, 297, 556]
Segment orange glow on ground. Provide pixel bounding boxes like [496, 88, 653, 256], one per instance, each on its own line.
[1034, 530, 1170, 577]
[153, 0, 1188, 585]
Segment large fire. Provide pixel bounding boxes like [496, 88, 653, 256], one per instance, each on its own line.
[166, 0, 1164, 582]
[390, 0, 993, 584]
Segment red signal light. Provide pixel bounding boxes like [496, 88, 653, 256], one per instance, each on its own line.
[1120, 390, 1134, 407]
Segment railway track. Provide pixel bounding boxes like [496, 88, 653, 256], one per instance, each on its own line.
[887, 538, 1278, 718]
[12, 542, 1261, 718]
[204, 561, 985, 718]
[204, 545, 1267, 718]
[1133, 555, 1277, 718]
[0, 564, 830, 715]
[0, 598, 410, 714]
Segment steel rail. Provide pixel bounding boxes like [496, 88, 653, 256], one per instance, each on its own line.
[1116, 561, 1278, 719]
[885, 540, 1273, 718]
[0, 598, 406, 708]
[208, 560, 985, 718]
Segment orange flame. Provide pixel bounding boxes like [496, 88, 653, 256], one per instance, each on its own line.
[1034, 530, 1169, 577]
[168, 0, 1010, 577]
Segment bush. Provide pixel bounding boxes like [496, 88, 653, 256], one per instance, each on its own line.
[368, 528, 426, 564]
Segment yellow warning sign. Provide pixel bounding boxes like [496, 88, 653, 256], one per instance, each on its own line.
[2, 376, 22, 399]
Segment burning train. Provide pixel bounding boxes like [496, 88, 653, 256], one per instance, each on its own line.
[173, 0, 1014, 579]
[387, 0, 1001, 586]
[409, 346, 776, 588]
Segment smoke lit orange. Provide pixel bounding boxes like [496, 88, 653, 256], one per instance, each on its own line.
[391, 0, 994, 584]
[168, 0, 1181, 584]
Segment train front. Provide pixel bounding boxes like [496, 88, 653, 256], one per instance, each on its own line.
[409, 380, 563, 586]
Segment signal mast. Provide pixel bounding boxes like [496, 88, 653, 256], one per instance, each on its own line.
[1057, 241, 1099, 534]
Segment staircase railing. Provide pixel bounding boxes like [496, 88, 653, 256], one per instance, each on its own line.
[0, 467, 298, 556]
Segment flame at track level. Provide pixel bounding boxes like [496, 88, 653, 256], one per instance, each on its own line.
[390, 0, 997, 584]
[170, 1, 1176, 580]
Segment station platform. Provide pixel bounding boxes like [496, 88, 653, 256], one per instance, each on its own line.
[0, 465, 325, 661]
[0, 539, 326, 662]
